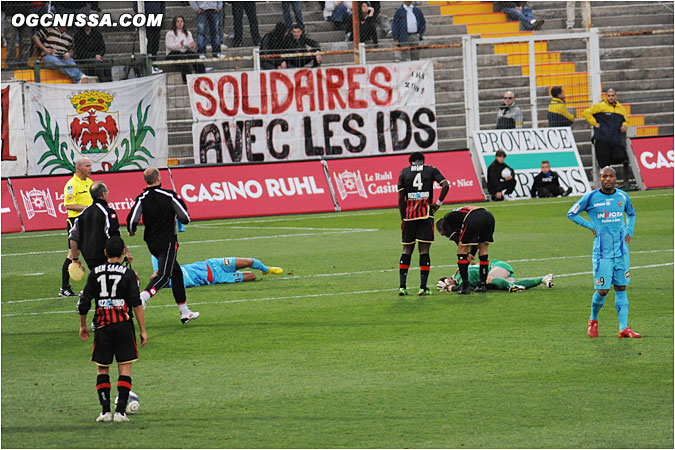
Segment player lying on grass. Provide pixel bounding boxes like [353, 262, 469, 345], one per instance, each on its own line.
[436, 259, 553, 293]
[150, 256, 283, 288]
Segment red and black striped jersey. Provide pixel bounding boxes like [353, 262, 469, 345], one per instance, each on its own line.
[439, 206, 485, 239]
[77, 263, 141, 329]
[398, 164, 447, 220]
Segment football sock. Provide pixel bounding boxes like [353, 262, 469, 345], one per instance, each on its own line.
[116, 376, 132, 414]
[62, 258, 72, 289]
[479, 255, 489, 285]
[399, 254, 411, 288]
[590, 291, 606, 321]
[615, 290, 629, 331]
[419, 254, 430, 289]
[457, 254, 469, 287]
[250, 258, 269, 273]
[96, 374, 111, 413]
[515, 277, 543, 289]
[178, 302, 189, 315]
[490, 278, 512, 290]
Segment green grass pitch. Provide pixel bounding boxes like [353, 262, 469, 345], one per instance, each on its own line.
[1, 190, 673, 448]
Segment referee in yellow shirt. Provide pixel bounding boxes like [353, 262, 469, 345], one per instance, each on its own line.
[60, 157, 93, 297]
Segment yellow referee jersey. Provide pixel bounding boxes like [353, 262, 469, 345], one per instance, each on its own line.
[64, 174, 93, 219]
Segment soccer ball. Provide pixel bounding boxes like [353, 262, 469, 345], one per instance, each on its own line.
[501, 167, 512, 179]
[115, 390, 140, 415]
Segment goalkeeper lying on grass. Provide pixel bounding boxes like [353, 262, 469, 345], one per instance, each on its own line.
[437, 259, 553, 293]
[151, 256, 283, 288]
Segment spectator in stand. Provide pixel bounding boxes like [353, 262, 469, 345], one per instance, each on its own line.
[494, 2, 544, 31]
[165, 16, 205, 82]
[260, 22, 290, 70]
[2, 2, 33, 67]
[487, 149, 516, 201]
[133, 1, 165, 74]
[231, 2, 260, 47]
[583, 88, 631, 185]
[324, 1, 353, 41]
[358, 1, 378, 44]
[547, 86, 575, 128]
[33, 26, 95, 84]
[566, 1, 590, 29]
[190, 1, 224, 59]
[530, 160, 573, 198]
[496, 90, 523, 129]
[282, 2, 304, 32]
[73, 25, 112, 82]
[392, 1, 426, 62]
[286, 23, 322, 68]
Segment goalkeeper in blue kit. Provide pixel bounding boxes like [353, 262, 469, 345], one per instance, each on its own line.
[151, 256, 283, 288]
[567, 166, 640, 338]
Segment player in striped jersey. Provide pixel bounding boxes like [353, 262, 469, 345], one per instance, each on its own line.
[397, 152, 449, 296]
[436, 206, 495, 294]
[77, 237, 147, 423]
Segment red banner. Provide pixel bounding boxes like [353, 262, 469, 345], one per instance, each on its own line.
[326, 150, 484, 211]
[630, 136, 674, 189]
[170, 162, 335, 220]
[8, 169, 170, 231]
[1, 179, 23, 233]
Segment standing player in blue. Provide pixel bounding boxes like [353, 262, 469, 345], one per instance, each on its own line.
[567, 166, 641, 338]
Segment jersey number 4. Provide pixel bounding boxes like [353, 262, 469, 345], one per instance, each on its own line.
[413, 173, 423, 190]
[97, 274, 122, 297]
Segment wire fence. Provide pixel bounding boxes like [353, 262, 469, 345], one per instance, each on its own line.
[3, 26, 673, 167]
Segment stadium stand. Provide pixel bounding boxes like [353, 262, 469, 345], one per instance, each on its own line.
[1, 1, 673, 176]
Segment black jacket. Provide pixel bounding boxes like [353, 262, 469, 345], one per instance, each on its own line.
[531, 170, 562, 197]
[487, 160, 514, 196]
[73, 28, 106, 60]
[68, 198, 121, 268]
[286, 33, 321, 67]
[126, 185, 190, 246]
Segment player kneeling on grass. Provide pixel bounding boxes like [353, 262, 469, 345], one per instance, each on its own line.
[150, 255, 283, 288]
[437, 259, 553, 293]
[77, 236, 148, 423]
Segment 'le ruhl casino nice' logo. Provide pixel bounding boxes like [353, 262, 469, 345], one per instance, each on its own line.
[21, 188, 56, 219]
[69, 91, 119, 157]
[333, 170, 367, 200]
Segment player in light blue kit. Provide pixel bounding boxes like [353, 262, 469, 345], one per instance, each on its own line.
[151, 256, 283, 288]
[567, 166, 640, 338]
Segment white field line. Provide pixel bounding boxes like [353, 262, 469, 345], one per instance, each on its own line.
[1, 229, 378, 257]
[2, 191, 672, 239]
[2, 261, 672, 315]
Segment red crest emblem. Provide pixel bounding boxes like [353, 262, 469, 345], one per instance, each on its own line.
[68, 91, 119, 159]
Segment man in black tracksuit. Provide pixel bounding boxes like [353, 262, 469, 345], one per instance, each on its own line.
[487, 149, 516, 201]
[69, 182, 133, 270]
[126, 167, 199, 324]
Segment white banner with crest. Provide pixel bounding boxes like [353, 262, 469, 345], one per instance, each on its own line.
[25, 76, 168, 175]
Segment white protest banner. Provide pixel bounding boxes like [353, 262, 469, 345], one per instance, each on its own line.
[187, 61, 437, 164]
[25, 76, 168, 175]
[1, 82, 28, 176]
[473, 127, 592, 199]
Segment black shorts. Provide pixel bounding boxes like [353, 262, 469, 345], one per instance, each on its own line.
[458, 209, 495, 245]
[66, 219, 74, 249]
[91, 320, 139, 366]
[401, 218, 435, 245]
